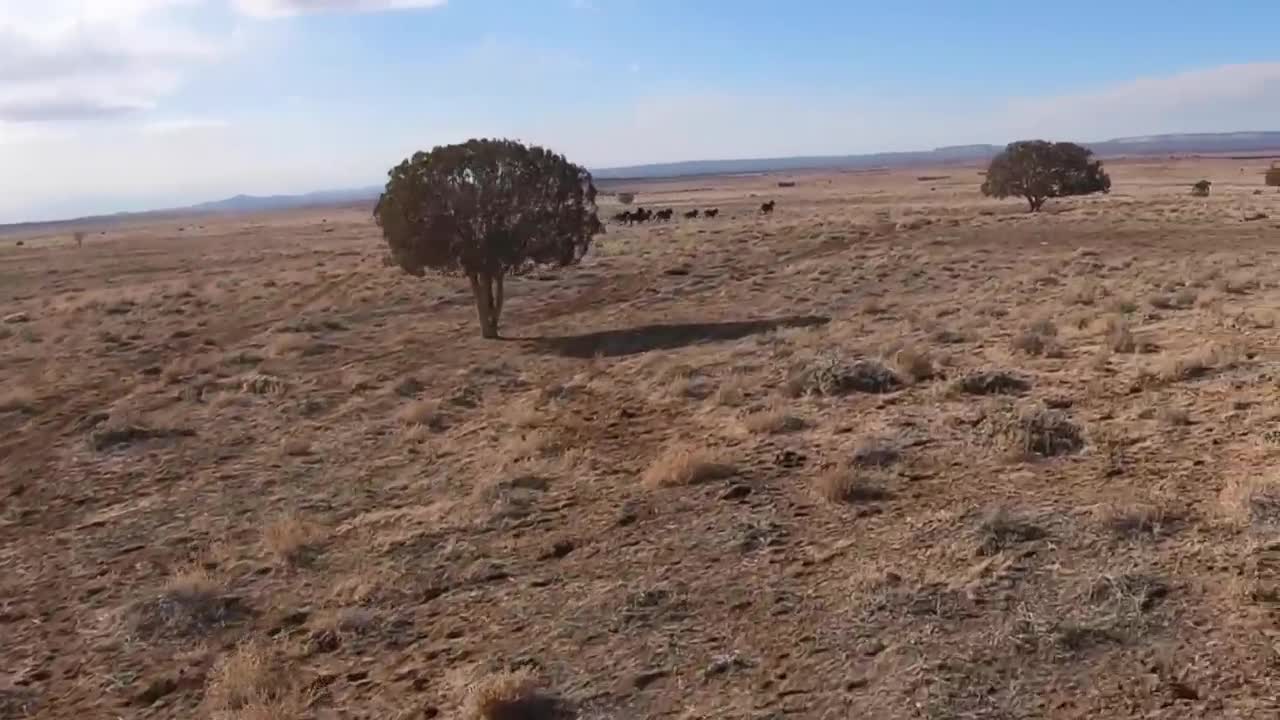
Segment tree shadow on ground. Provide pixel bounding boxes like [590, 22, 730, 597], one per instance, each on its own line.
[522, 315, 829, 358]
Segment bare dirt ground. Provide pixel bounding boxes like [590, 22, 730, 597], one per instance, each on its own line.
[4, 157, 1280, 719]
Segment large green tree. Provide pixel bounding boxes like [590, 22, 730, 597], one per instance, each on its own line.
[981, 140, 1111, 212]
[375, 139, 602, 338]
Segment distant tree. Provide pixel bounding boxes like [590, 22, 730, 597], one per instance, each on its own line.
[616, 192, 635, 205]
[981, 140, 1111, 212]
[374, 138, 602, 339]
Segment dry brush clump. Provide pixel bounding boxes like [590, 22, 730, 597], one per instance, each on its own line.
[813, 465, 891, 503]
[954, 370, 1030, 396]
[1220, 474, 1280, 529]
[643, 445, 735, 487]
[1011, 317, 1064, 358]
[740, 403, 807, 435]
[205, 642, 307, 719]
[976, 507, 1046, 555]
[985, 403, 1084, 458]
[786, 354, 902, 397]
[124, 567, 244, 638]
[884, 343, 935, 383]
[1151, 341, 1247, 383]
[396, 399, 447, 430]
[460, 668, 567, 720]
[261, 513, 326, 566]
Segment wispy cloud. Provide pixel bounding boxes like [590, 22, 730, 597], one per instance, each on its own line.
[0, 0, 222, 124]
[141, 117, 230, 134]
[232, 0, 446, 18]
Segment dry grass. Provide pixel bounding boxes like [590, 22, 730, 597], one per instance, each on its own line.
[261, 513, 325, 565]
[813, 466, 890, 503]
[988, 404, 1084, 458]
[1063, 278, 1104, 306]
[740, 404, 806, 434]
[0, 387, 36, 413]
[126, 566, 238, 638]
[240, 373, 287, 395]
[1010, 322, 1064, 357]
[976, 507, 1046, 555]
[1152, 341, 1246, 382]
[1220, 474, 1280, 528]
[280, 437, 313, 456]
[885, 344, 935, 383]
[643, 446, 735, 487]
[461, 668, 562, 720]
[397, 399, 446, 430]
[205, 642, 306, 719]
[713, 373, 748, 407]
[1096, 502, 1174, 538]
[266, 332, 313, 358]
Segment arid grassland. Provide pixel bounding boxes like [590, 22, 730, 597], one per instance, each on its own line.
[4, 157, 1280, 719]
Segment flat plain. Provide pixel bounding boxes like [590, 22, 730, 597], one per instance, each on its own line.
[4, 157, 1280, 719]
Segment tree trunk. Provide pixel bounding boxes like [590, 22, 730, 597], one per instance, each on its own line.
[468, 273, 500, 339]
[493, 273, 505, 320]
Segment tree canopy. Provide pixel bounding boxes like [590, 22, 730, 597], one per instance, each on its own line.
[981, 140, 1111, 212]
[374, 138, 602, 338]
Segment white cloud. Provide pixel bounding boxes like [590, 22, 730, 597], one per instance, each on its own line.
[232, 0, 446, 18]
[0, 0, 222, 125]
[142, 117, 230, 134]
[997, 63, 1280, 141]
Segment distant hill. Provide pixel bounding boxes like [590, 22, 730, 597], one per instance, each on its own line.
[186, 187, 382, 214]
[6, 131, 1280, 231]
[593, 131, 1280, 180]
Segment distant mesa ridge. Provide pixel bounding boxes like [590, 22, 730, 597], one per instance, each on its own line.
[8, 131, 1280, 230]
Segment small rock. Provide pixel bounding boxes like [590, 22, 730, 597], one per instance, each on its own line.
[539, 540, 575, 560]
[704, 654, 752, 678]
[857, 639, 886, 657]
[133, 677, 178, 705]
[633, 669, 669, 690]
[3, 312, 30, 324]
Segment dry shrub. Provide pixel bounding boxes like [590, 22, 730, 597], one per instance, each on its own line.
[240, 373, 286, 395]
[643, 446, 734, 487]
[1064, 278, 1103, 306]
[1220, 475, 1280, 529]
[462, 668, 564, 720]
[1012, 315, 1061, 357]
[989, 404, 1084, 458]
[1153, 342, 1246, 383]
[397, 399, 446, 430]
[127, 567, 242, 638]
[205, 643, 305, 719]
[714, 374, 748, 407]
[266, 333, 312, 358]
[794, 355, 902, 396]
[852, 437, 900, 467]
[955, 370, 1030, 396]
[1104, 318, 1135, 353]
[740, 405, 806, 435]
[262, 513, 325, 565]
[886, 344, 934, 383]
[280, 438, 312, 456]
[1157, 405, 1191, 427]
[1096, 502, 1174, 538]
[1027, 316, 1058, 337]
[1216, 272, 1256, 295]
[814, 466, 890, 503]
[977, 507, 1046, 555]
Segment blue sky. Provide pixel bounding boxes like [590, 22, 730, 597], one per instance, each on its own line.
[2, 0, 1280, 222]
